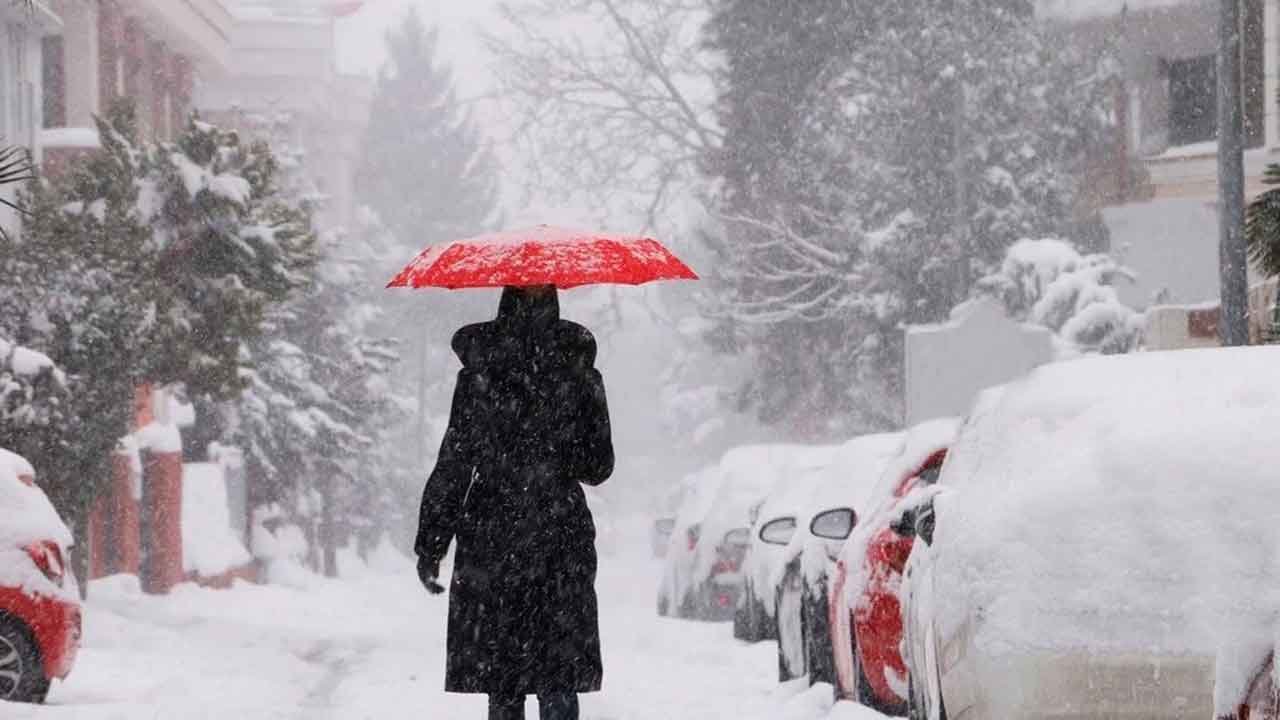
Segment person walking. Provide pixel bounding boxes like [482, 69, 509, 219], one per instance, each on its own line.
[415, 285, 615, 720]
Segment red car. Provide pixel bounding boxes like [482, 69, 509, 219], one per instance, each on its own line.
[0, 451, 81, 704]
[829, 419, 956, 716]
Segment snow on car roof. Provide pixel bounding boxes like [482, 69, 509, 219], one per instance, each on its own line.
[709, 443, 843, 523]
[0, 449, 73, 549]
[836, 419, 960, 595]
[804, 432, 906, 518]
[933, 346, 1280, 655]
[672, 464, 724, 529]
[753, 447, 850, 524]
[866, 417, 959, 506]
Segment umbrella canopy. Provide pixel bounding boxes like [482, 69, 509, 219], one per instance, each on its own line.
[386, 225, 699, 290]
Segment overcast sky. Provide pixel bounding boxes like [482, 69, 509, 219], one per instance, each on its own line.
[334, 0, 501, 98]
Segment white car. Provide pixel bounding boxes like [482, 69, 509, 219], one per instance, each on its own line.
[900, 347, 1280, 720]
[657, 464, 725, 619]
[770, 432, 902, 683]
[660, 445, 819, 621]
[734, 445, 842, 643]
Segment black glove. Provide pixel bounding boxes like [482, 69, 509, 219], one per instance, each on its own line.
[417, 555, 445, 595]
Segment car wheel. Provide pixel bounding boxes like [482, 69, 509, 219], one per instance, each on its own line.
[853, 633, 907, 717]
[804, 584, 835, 687]
[775, 584, 806, 682]
[0, 615, 49, 704]
[734, 582, 764, 642]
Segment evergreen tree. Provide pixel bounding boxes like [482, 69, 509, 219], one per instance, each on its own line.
[0, 104, 168, 550]
[235, 114, 405, 577]
[358, 8, 500, 475]
[357, 7, 497, 248]
[0, 102, 317, 587]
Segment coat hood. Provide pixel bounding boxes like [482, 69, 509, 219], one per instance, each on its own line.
[451, 289, 597, 371]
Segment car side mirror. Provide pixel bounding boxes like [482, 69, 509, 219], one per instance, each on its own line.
[810, 507, 857, 540]
[892, 502, 937, 546]
[758, 516, 797, 546]
[915, 503, 936, 546]
[890, 507, 918, 538]
[723, 527, 751, 547]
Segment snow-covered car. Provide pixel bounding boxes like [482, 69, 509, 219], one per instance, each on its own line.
[661, 445, 817, 621]
[657, 463, 729, 619]
[651, 517, 676, 558]
[734, 445, 842, 643]
[829, 418, 958, 715]
[772, 432, 901, 684]
[900, 347, 1280, 720]
[0, 449, 80, 704]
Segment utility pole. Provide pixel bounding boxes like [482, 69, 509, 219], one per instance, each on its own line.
[1218, 0, 1251, 346]
[952, 76, 972, 302]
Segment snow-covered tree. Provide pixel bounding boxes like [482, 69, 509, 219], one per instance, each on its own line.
[358, 7, 497, 249]
[0, 103, 170, 544]
[233, 112, 409, 577]
[141, 112, 318, 401]
[0, 101, 319, 578]
[356, 9, 506, 482]
[488, 0, 717, 231]
[700, 0, 1118, 436]
[978, 238, 1143, 355]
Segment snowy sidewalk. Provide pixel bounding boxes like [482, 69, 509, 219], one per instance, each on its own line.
[5, 546, 890, 719]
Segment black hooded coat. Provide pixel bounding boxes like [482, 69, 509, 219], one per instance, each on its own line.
[416, 288, 615, 696]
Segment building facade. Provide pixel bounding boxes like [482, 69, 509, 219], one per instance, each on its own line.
[0, 1, 60, 235]
[40, 0, 234, 175]
[1043, 0, 1280, 342]
[197, 0, 372, 229]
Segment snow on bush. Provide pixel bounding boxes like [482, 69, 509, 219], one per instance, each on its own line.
[979, 238, 1143, 355]
[930, 347, 1280, 698]
[251, 504, 316, 589]
[181, 463, 252, 578]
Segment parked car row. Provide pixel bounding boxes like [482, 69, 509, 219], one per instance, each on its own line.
[0, 448, 80, 705]
[658, 346, 1280, 720]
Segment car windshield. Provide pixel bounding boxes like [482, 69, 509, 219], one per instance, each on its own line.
[8, 2, 1277, 717]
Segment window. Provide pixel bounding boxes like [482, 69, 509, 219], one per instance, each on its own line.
[1168, 55, 1216, 147]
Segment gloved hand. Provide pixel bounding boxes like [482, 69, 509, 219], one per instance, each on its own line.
[417, 555, 445, 595]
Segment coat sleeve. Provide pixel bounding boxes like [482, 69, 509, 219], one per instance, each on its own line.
[415, 372, 476, 565]
[565, 366, 614, 487]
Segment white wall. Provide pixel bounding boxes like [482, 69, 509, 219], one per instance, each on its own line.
[905, 298, 1055, 425]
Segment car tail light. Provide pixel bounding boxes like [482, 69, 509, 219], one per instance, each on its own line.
[711, 558, 739, 575]
[25, 541, 65, 588]
[712, 541, 747, 575]
[687, 524, 701, 552]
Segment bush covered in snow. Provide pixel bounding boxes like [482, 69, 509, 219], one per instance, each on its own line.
[978, 238, 1144, 355]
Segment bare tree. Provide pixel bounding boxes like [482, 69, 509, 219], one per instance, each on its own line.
[485, 0, 720, 233]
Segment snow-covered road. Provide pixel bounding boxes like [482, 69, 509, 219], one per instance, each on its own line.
[4, 524, 888, 720]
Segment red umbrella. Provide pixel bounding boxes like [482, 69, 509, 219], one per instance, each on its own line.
[386, 225, 699, 290]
